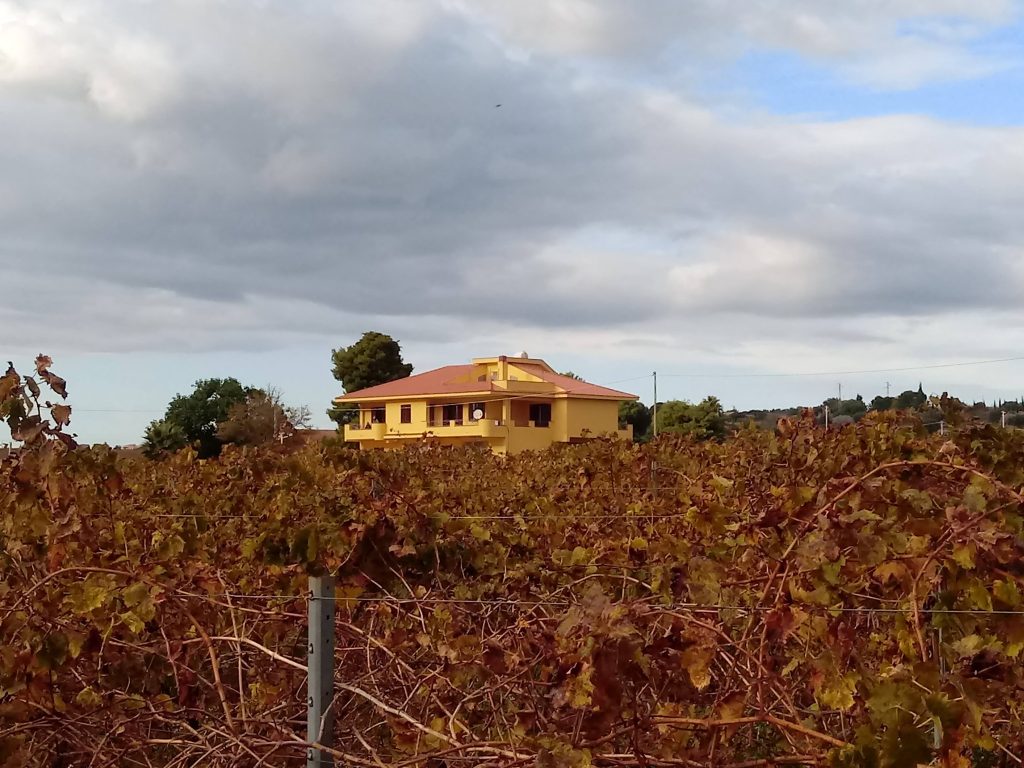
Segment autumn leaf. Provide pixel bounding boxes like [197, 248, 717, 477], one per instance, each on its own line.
[50, 403, 71, 427]
[815, 672, 859, 712]
[680, 642, 716, 690]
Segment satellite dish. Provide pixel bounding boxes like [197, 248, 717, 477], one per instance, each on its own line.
[519, 350, 529, 358]
[472, 408, 484, 420]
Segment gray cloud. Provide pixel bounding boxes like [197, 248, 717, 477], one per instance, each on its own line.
[1, 0, 1023, 359]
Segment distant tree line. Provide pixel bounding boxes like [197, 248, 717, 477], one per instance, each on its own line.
[618, 382, 1024, 442]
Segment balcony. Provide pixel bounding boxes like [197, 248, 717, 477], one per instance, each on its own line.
[344, 422, 387, 440]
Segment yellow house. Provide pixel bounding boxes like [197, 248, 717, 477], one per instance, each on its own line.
[335, 354, 638, 454]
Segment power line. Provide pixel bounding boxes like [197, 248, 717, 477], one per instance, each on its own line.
[655, 356, 1024, 380]
[659, 355, 1024, 379]
[74, 408, 163, 413]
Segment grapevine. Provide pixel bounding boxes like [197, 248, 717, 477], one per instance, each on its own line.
[2, 360, 1024, 767]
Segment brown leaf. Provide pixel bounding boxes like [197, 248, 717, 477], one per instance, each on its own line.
[0, 365, 20, 401]
[50, 404, 71, 427]
[34, 355, 53, 374]
[11, 416, 44, 444]
[764, 607, 796, 643]
[47, 543, 66, 572]
[39, 370, 68, 399]
[717, 691, 747, 739]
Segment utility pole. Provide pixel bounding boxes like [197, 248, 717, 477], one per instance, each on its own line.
[1002, 411, 1007, 429]
[838, 382, 842, 404]
[885, 381, 891, 398]
[652, 372, 658, 438]
[824, 404, 829, 431]
[939, 421, 945, 436]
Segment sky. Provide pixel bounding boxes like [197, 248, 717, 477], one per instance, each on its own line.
[2, 0, 1024, 445]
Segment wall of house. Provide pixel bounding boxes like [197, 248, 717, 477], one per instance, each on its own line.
[505, 425, 557, 454]
[564, 398, 621, 438]
[346, 394, 628, 455]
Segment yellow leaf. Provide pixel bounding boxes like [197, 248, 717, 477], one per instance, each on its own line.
[681, 645, 715, 690]
[951, 544, 976, 570]
[816, 673, 858, 712]
[120, 611, 146, 635]
[75, 687, 102, 709]
[873, 562, 909, 585]
[157, 534, 185, 559]
[121, 583, 149, 608]
[67, 574, 115, 615]
[67, 632, 85, 659]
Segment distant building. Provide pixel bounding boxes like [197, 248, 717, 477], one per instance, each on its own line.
[334, 355, 637, 455]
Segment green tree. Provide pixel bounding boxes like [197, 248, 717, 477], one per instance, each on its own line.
[894, 384, 927, 410]
[824, 395, 867, 420]
[161, 378, 248, 458]
[618, 400, 651, 441]
[328, 332, 413, 426]
[142, 419, 187, 458]
[870, 395, 894, 411]
[656, 396, 726, 440]
[559, 371, 583, 380]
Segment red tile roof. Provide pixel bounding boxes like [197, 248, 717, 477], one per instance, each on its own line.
[516, 365, 638, 400]
[335, 362, 638, 402]
[335, 365, 491, 401]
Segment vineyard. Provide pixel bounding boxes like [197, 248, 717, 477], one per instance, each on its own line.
[3, 360, 1024, 767]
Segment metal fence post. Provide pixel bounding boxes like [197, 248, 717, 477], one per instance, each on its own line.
[307, 575, 336, 768]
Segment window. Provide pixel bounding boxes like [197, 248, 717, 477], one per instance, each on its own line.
[442, 404, 462, 424]
[400, 404, 412, 424]
[529, 403, 551, 427]
[469, 402, 485, 421]
[371, 407, 385, 424]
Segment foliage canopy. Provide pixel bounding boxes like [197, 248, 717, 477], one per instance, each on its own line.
[4, 358, 1024, 767]
[328, 331, 413, 425]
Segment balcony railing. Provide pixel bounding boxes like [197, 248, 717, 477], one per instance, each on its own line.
[345, 418, 553, 442]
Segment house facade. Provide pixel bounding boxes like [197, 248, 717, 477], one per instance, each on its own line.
[335, 355, 637, 454]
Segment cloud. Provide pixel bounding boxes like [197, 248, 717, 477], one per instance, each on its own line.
[451, 0, 1018, 88]
[0, 0, 1023, 372]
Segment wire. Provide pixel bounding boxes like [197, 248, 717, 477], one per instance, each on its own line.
[659, 355, 1024, 379]
[73, 408, 163, 413]
[210, 592, 1024, 615]
[147, 511, 696, 520]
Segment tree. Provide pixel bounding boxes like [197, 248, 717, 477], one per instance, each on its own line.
[161, 378, 248, 458]
[894, 384, 927, 410]
[559, 371, 584, 380]
[823, 395, 867, 420]
[870, 395, 894, 411]
[143, 419, 187, 458]
[618, 400, 651, 441]
[656, 397, 726, 441]
[217, 388, 311, 447]
[329, 332, 413, 426]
